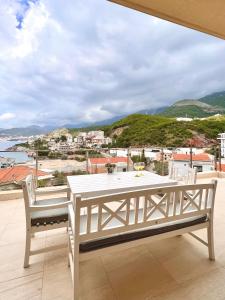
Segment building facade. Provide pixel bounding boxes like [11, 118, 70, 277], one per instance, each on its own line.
[218, 133, 225, 158]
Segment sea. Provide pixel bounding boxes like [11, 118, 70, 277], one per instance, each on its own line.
[0, 140, 33, 164]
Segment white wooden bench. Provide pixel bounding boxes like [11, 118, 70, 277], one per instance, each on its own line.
[67, 181, 217, 300]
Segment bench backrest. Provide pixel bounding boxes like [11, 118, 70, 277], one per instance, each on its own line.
[72, 181, 217, 243]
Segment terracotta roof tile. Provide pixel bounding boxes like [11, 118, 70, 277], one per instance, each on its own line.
[0, 166, 48, 184]
[172, 153, 211, 162]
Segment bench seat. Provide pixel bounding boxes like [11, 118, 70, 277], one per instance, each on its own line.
[79, 215, 207, 252]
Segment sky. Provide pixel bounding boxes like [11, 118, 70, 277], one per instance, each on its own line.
[0, 0, 225, 129]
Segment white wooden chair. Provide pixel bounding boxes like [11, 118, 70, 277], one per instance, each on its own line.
[169, 164, 197, 184]
[22, 175, 71, 268]
[67, 180, 217, 299]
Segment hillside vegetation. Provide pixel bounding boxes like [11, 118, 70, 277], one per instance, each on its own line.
[103, 114, 225, 147]
[199, 91, 225, 108]
[161, 98, 225, 118]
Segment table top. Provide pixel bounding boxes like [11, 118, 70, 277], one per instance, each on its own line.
[67, 171, 177, 198]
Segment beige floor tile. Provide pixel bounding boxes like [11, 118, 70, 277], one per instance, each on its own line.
[80, 285, 116, 300]
[79, 257, 111, 294]
[151, 236, 220, 283]
[0, 241, 44, 283]
[104, 246, 177, 300]
[0, 272, 42, 300]
[42, 251, 72, 300]
[0, 222, 26, 245]
[45, 231, 67, 248]
[153, 267, 225, 300]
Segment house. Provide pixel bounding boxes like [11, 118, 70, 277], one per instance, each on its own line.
[170, 153, 214, 173]
[0, 157, 15, 168]
[0, 166, 52, 190]
[218, 133, 225, 157]
[156, 149, 173, 162]
[88, 157, 133, 174]
[175, 147, 205, 155]
[66, 134, 73, 144]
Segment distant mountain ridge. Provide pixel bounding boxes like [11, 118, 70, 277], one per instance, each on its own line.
[0, 125, 55, 137]
[160, 91, 225, 118]
[1, 90, 225, 136]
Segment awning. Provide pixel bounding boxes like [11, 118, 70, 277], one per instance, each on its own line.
[108, 0, 225, 40]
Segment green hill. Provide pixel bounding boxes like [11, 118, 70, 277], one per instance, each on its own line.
[199, 91, 225, 108]
[161, 105, 213, 118]
[104, 114, 225, 147]
[160, 97, 225, 118]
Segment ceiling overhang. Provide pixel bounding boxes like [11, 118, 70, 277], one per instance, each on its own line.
[109, 0, 225, 40]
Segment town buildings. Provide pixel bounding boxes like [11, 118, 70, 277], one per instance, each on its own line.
[0, 156, 15, 168]
[48, 130, 112, 153]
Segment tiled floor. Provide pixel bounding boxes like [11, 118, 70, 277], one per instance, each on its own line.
[1, 179, 225, 300]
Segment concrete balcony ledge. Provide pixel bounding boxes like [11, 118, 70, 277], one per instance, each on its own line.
[197, 171, 225, 179]
[0, 185, 68, 201]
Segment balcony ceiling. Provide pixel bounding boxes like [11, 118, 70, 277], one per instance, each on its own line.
[109, 0, 225, 40]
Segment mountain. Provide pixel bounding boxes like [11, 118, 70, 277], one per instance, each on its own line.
[199, 91, 225, 108]
[91, 114, 127, 126]
[0, 125, 55, 137]
[138, 106, 168, 115]
[103, 113, 225, 148]
[160, 92, 225, 118]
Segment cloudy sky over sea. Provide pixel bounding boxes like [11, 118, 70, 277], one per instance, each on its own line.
[1, 0, 225, 128]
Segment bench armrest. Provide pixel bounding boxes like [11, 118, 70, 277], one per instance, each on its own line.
[35, 187, 70, 196]
[35, 187, 69, 196]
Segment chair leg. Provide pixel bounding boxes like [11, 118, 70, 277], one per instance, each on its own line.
[73, 250, 79, 300]
[24, 228, 31, 268]
[207, 222, 215, 261]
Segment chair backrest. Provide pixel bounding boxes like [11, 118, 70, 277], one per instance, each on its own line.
[22, 175, 36, 208]
[169, 165, 197, 184]
[72, 180, 217, 243]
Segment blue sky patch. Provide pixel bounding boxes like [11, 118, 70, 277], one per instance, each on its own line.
[16, 0, 39, 29]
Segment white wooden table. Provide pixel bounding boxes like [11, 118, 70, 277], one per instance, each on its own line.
[67, 171, 177, 198]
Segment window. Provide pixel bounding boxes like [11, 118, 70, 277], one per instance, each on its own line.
[195, 165, 202, 172]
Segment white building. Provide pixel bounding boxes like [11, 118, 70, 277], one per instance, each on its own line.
[109, 148, 169, 161]
[0, 157, 15, 168]
[176, 117, 193, 122]
[218, 133, 225, 157]
[88, 131, 104, 138]
[175, 147, 204, 155]
[75, 131, 111, 148]
[170, 153, 214, 173]
[66, 134, 73, 144]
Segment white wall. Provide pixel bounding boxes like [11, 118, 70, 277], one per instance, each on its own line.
[170, 160, 214, 173]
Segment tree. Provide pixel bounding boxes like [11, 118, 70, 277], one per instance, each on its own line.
[60, 135, 67, 142]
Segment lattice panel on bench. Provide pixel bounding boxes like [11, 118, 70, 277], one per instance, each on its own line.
[79, 185, 213, 237]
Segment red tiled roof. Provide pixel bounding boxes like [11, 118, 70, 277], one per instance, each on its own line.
[172, 153, 211, 162]
[89, 157, 128, 165]
[0, 166, 48, 185]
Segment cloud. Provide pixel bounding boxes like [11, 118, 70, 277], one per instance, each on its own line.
[0, 113, 16, 121]
[0, 0, 225, 128]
